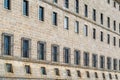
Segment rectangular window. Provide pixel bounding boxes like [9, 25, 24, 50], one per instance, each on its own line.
[84, 25, 88, 36]
[100, 31, 103, 42]
[107, 34, 110, 44]
[95, 72, 98, 78]
[100, 56, 105, 69]
[75, 21, 79, 33]
[119, 24, 120, 33]
[38, 41, 46, 60]
[54, 68, 60, 76]
[119, 39, 120, 48]
[100, 13, 103, 25]
[84, 52, 89, 66]
[53, 0, 57, 3]
[23, 0, 29, 16]
[52, 12, 57, 26]
[92, 54, 97, 68]
[119, 60, 120, 70]
[77, 70, 81, 77]
[107, 57, 111, 70]
[4, 0, 11, 10]
[75, 0, 79, 13]
[39, 6, 44, 21]
[22, 38, 30, 58]
[114, 1, 116, 8]
[66, 69, 71, 76]
[113, 20, 116, 31]
[115, 74, 118, 79]
[64, 0, 69, 8]
[109, 74, 112, 79]
[64, 48, 70, 64]
[107, 17, 110, 28]
[93, 28, 96, 39]
[6, 63, 13, 73]
[113, 37, 116, 46]
[52, 45, 59, 62]
[93, 9, 96, 21]
[74, 50, 80, 65]
[64, 16, 69, 30]
[41, 67, 46, 75]
[102, 73, 105, 79]
[107, 0, 110, 4]
[3, 35, 13, 55]
[25, 65, 31, 74]
[113, 59, 117, 70]
[84, 4, 88, 17]
[86, 71, 90, 78]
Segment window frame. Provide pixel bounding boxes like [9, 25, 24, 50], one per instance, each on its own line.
[21, 37, 31, 58]
[51, 44, 59, 62]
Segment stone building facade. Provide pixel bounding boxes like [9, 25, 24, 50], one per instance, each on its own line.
[0, 0, 120, 80]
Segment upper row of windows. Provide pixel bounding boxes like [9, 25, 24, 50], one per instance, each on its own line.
[3, 0, 120, 34]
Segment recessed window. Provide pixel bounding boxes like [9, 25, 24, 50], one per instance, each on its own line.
[119, 39, 120, 48]
[119, 24, 120, 33]
[107, 57, 111, 70]
[23, 0, 29, 16]
[37, 41, 46, 60]
[25, 65, 31, 74]
[100, 31, 103, 42]
[21, 38, 31, 58]
[84, 4, 88, 17]
[92, 9, 96, 21]
[94, 72, 98, 78]
[100, 56, 105, 69]
[6, 63, 13, 73]
[66, 69, 71, 76]
[109, 73, 112, 79]
[75, 21, 79, 33]
[86, 71, 90, 78]
[113, 59, 117, 70]
[41, 67, 46, 75]
[102, 73, 105, 79]
[107, 0, 110, 4]
[64, 16, 69, 30]
[2, 33, 13, 56]
[114, 1, 116, 8]
[115, 74, 118, 79]
[64, 0, 69, 8]
[4, 0, 11, 10]
[119, 60, 120, 70]
[52, 12, 57, 26]
[75, 0, 79, 13]
[54, 68, 60, 76]
[39, 6, 44, 21]
[93, 28, 96, 39]
[107, 34, 110, 44]
[63, 47, 70, 64]
[113, 37, 116, 46]
[113, 20, 116, 31]
[92, 54, 97, 68]
[84, 52, 89, 66]
[51, 45, 59, 62]
[84, 25, 88, 36]
[77, 70, 81, 77]
[53, 0, 57, 3]
[74, 50, 80, 65]
[107, 17, 110, 28]
[100, 13, 103, 25]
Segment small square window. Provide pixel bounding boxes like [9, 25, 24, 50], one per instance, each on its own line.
[41, 67, 46, 75]
[25, 65, 31, 74]
[77, 70, 81, 77]
[66, 69, 71, 76]
[86, 71, 90, 78]
[6, 63, 13, 73]
[54, 68, 60, 76]
[95, 72, 98, 78]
